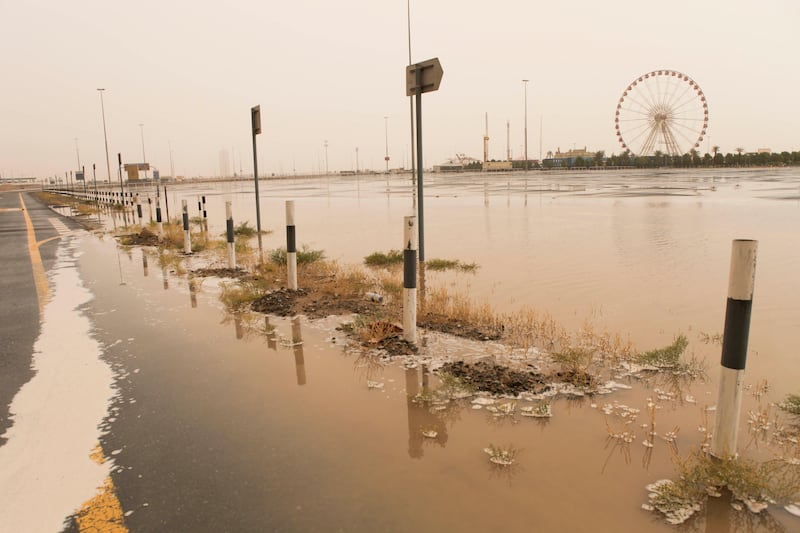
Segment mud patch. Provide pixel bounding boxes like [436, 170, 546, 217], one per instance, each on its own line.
[440, 360, 550, 396]
[251, 288, 307, 317]
[192, 267, 250, 279]
[117, 228, 160, 246]
[419, 314, 503, 342]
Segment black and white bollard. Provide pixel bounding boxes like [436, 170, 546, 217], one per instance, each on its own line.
[286, 200, 298, 290]
[181, 199, 191, 254]
[155, 195, 163, 237]
[202, 195, 208, 229]
[711, 239, 758, 458]
[403, 215, 417, 344]
[135, 193, 144, 228]
[225, 201, 236, 269]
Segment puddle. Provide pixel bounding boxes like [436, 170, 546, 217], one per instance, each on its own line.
[73, 226, 799, 532]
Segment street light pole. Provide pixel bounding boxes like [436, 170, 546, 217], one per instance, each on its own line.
[74, 137, 81, 170]
[97, 88, 111, 185]
[324, 140, 329, 175]
[384, 115, 390, 174]
[522, 79, 529, 172]
[139, 123, 148, 180]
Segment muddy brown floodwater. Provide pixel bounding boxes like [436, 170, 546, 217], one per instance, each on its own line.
[81, 168, 799, 531]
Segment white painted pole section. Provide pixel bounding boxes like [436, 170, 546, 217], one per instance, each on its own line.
[181, 199, 191, 254]
[286, 200, 297, 290]
[155, 196, 163, 237]
[403, 215, 417, 344]
[711, 239, 757, 458]
[225, 201, 236, 269]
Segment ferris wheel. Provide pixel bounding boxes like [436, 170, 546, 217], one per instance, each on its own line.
[614, 69, 708, 157]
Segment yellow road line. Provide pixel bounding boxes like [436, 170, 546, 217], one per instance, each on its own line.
[19, 193, 50, 312]
[18, 193, 129, 532]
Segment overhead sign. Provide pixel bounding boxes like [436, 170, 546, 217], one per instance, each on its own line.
[75, 171, 85, 181]
[406, 58, 443, 96]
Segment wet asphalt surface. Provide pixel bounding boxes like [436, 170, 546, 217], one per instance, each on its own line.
[0, 190, 76, 446]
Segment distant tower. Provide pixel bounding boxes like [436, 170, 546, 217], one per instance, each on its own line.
[218, 149, 230, 178]
[483, 112, 489, 169]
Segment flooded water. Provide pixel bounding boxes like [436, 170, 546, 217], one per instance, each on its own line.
[82, 168, 800, 531]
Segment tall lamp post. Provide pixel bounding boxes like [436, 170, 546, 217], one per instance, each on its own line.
[139, 123, 148, 180]
[384, 116, 390, 174]
[97, 88, 111, 185]
[522, 79, 529, 172]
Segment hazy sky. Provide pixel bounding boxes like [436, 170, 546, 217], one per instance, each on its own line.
[2, 0, 799, 179]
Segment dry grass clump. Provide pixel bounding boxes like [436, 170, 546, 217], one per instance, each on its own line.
[422, 288, 501, 332]
[502, 307, 569, 353]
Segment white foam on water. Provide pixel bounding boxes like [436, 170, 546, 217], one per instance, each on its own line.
[0, 236, 116, 532]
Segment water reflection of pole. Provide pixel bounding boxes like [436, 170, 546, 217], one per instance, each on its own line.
[234, 315, 244, 339]
[405, 366, 447, 459]
[142, 251, 149, 277]
[115, 246, 126, 286]
[265, 317, 277, 350]
[189, 278, 198, 308]
[291, 316, 306, 386]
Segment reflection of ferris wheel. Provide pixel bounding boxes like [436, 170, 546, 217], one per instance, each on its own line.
[614, 69, 708, 157]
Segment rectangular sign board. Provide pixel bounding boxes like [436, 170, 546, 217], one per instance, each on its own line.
[406, 58, 443, 96]
[75, 171, 84, 181]
[251, 105, 261, 135]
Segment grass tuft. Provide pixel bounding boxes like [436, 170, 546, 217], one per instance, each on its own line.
[636, 334, 689, 368]
[364, 250, 404, 267]
[426, 258, 478, 272]
[268, 245, 325, 266]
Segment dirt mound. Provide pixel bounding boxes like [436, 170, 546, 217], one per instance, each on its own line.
[419, 313, 503, 342]
[251, 288, 308, 317]
[118, 228, 160, 246]
[440, 360, 550, 396]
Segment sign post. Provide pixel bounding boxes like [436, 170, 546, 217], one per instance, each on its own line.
[406, 58, 443, 263]
[251, 105, 264, 261]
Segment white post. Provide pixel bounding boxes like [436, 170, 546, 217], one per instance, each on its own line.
[225, 201, 236, 269]
[286, 200, 298, 290]
[711, 239, 758, 458]
[181, 199, 191, 254]
[403, 215, 417, 344]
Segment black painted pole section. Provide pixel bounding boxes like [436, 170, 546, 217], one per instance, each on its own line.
[711, 239, 758, 458]
[415, 65, 425, 263]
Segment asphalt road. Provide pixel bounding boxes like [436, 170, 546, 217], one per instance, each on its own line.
[0, 190, 77, 444]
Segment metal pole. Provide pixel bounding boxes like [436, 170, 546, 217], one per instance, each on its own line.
[711, 239, 758, 458]
[98, 89, 112, 185]
[251, 106, 263, 261]
[523, 79, 529, 172]
[415, 66, 425, 263]
[384, 115, 390, 174]
[139, 123, 148, 180]
[117, 152, 125, 199]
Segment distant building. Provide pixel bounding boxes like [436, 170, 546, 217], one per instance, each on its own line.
[543, 146, 597, 167]
[757, 148, 771, 154]
[433, 163, 464, 173]
[484, 161, 513, 172]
